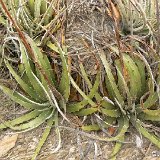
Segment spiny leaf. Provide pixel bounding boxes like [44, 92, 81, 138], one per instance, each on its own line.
[0, 85, 50, 109]
[138, 113, 160, 121]
[24, 37, 55, 87]
[5, 60, 39, 101]
[106, 116, 129, 142]
[20, 41, 47, 101]
[34, 0, 41, 19]
[74, 108, 98, 116]
[99, 50, 124, 105]
[31, 115, 54, 160]
[47, 42, 70, 101]
[137, 92, 158, 109]
[9, 109, 53, 131]
[115, 63, 132, 108]
[123, 54, 142, 99]
[67, 71, 100, 112]
[28, 0, 35, 16]
[79, 62, 115, 109]
[134, 57, 146, 95]
[110, 117, 126, 158]
[100, 108, 121, 118]
[70, 76, 96, 107]
[136, 120, 160, 148]
[135, 52, 155, 94]
[40, 0, 47, 14]
[0, 15, 6, 26]
[0, 110, 41, 129]
[142, 109, 160, 116]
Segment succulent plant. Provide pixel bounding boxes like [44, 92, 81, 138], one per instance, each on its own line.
[115, 0, 157, 36]
[0, 0, 160, 159]
[68, 49, 160, 159]
[0, 35, 70, 159]
[1, 0, 63, 38]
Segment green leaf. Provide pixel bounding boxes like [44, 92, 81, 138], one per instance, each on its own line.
[31, 115, 54, 160]
[79, 62, 92, 89]
[134, 57, 146, 95]
[107, 116, 129, 141]
[20, 41, 48, 101]
[48, 42, 70, 101]
[110, 117, 126, 158]
[135, 52, 155, 94]
[123, 54, 142, 99]
[28, 0, 35, 16]
[142, 109, 160, 116]
[74, 108, 98, 116]
[0, 110, 41, 129]
[67, 72, 100, 112]
[136, 92, 158, 109]
[10, 109, 53, 131]
[138, 113, 160, 121]
[81, 124, 100, 131]
[34, 0, 41, 19]
[115, 62, 132, 107]
[99, 51, 124, 105]
[0, 15, 6, 26]
[5, 60, 39, 101]
[47, 42, 59, 53]
[0, 85, 50, 109]
[43, 0, 55, 25]
[24, 37, 55, 87]
[110, 135, 124, 160]
[70, 76, 96, 107]
[136, 120, 160, 148]
[100, 108, 121, 118]
[40, 0, 47, 14]
[79, 62, 115, 109]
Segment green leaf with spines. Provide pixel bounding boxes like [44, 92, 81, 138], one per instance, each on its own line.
[136, 92, 158, 109]
[28, 0, 35, 16]
[79, 62, 115, 109]
[25, 37, 55, 87]
[123, 54, 142, 99]
[67, 71, 100, 112]
[34, 0, 41, 19]
[110, 117, 126, 159]
[115, 62, 132, 108]
[100, 108, 121, 118]
[134, 57, 146, 96]
[138, 113, 160, 121]
[20, 41, 47, 101]
[5, 60, 39, 101]
[0, 85, 50, 109]
[0, 110, 42, 129]
[40, 0, 47, 14]
[9, 109, 53, 131]
[74, 108, 98, 116]
[47, 42, 70, 102]
[99, 51, 124, 105]
[31, 115, 54, 160]
[136, 120, 160, 148]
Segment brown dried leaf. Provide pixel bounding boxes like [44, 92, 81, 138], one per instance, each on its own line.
[0, 134, 18, 157]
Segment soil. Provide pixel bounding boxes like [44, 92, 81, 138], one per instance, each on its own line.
[0, 0, 160, 160]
